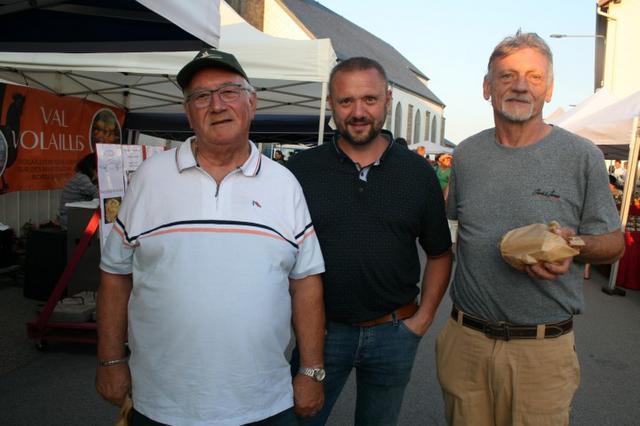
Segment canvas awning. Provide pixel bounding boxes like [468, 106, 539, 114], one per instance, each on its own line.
[0, 1, 336, 133]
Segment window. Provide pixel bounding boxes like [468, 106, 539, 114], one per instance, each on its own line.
[440, 116, 446, 146]
[406, 104, 414, 142]
[385, 100, 392, 130]
[430, 115, 437, 143]
[394, 102, 403, 137]
[424, 111, 431, 141]
[413, 110, 421, 144]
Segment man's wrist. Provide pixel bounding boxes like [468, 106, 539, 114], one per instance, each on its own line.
[298, 366, 326, 382]
[97, 356, 128, 367]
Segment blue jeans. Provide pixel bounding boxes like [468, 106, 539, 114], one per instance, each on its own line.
[291, 318, 423, 426]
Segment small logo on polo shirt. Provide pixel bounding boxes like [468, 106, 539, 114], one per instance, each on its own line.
[533, 188, 561, 200]
[252, 200, 262, 208]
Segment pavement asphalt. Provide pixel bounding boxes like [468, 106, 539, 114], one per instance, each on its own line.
[1, 265, 639, 425]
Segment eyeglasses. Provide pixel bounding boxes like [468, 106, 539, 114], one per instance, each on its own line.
[185, 83, 252, 108]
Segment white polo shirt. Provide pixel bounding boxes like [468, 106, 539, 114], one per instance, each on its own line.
[101, 138, 324, 426]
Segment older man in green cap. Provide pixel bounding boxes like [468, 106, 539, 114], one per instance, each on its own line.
[96, 49, 326, 425]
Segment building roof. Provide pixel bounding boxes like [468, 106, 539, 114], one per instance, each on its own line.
[278, 0, 444, 106]
[444, 138, 457, 148]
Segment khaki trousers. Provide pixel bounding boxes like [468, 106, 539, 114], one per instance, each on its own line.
[435, 318, 580, 426]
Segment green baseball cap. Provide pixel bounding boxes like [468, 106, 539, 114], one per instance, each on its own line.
[177, 48, 249, 89]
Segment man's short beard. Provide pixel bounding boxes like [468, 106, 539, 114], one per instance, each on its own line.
[498, 100, 534, 122]
[338, 128, 378, 146]
[336, 119, 383, 147]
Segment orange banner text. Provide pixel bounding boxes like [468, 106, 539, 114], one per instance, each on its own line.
[0, 83, 125, 193]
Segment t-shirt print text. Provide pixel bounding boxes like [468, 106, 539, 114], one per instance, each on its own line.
[533, 188, 561, 201]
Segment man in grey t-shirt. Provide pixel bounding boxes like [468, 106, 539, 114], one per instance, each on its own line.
[436, 31, 624, 425]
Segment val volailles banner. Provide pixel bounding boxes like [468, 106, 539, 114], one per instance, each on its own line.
[0, 83, 125, 193]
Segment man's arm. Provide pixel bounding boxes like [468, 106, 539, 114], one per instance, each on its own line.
[576, 230, 625, 264]
[95, 271, 132, 406]
[404, 250, 453, 336]
[527, 229, 625, 280]
[290, 274, 325, 417]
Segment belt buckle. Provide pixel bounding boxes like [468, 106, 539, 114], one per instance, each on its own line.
[484, 321, 511, 341]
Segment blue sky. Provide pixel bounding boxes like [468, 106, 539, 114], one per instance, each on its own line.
[318, 0, 597, 144]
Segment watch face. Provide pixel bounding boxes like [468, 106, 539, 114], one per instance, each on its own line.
[314, 368, 326, 382]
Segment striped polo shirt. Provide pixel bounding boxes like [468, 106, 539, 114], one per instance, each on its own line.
[100, 137, 324, 426]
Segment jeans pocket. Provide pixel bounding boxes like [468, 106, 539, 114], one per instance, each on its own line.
[398, 320, 423, 339]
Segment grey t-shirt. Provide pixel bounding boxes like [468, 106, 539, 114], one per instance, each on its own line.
[448, 126, 620, 324]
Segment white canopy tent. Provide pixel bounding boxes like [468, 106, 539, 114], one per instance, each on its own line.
[0, 1, 336, 140]
[555, 90, 640, 293]
[547, 88, 618, 129]
[0, 0, 337, 232]
[544, 106, 565, 123]
[560, 90, 640, 149]
[136, 0, 221, 48]
[409, 142, 453, 155]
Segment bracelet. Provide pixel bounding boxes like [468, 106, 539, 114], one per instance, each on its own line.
[98, 357, 128, 367]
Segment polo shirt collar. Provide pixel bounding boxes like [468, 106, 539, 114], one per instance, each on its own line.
[331, 129, 396, 164]
[175, 136, 261, 177]
[176, 136, 198, 172]
[239, 141, 262, 177]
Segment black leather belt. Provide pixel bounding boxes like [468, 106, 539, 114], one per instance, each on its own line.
[451, 307, 573, 341]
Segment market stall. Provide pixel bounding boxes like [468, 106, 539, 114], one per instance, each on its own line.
[555, 90, 640, 293]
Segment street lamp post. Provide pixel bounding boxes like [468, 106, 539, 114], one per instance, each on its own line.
[549, 33, 607, 90]
[550, 34, 605, 39]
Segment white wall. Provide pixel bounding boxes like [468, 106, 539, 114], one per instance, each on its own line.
[389, 86, 444, 145]
[602, 1, 640, 97]
[263, 0, 313, 40]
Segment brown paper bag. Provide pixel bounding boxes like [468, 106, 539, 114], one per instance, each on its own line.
[114, 395, 133, 426]
[499, 223, 581, 271]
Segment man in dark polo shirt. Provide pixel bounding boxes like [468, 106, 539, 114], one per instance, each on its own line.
[288, 57, 452, 425]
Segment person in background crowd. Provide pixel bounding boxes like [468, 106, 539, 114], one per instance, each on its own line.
[435, 153, 452, 201]
[58, 153, 98, 229]
[288, 56, 452, 426]
[96, 49, 325, 425]
[608, 174, 622, 201]
[91, 110, 121, 152]
[395, 137, 408, 148]
[613, 159, 626, 189]
[437, 30, 624, 425]
[274, 149, 287, 166]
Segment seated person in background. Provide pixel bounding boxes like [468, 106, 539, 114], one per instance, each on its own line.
[273, 149, 287, 166]
[58, 153, 98, 229]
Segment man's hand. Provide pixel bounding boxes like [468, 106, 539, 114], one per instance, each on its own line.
[293, 374, 324, 417]
[402, 314, 432, 336]
[96, 364, 131, 406]
[525, 225, 577, 280]
[525, 257, 573, 280]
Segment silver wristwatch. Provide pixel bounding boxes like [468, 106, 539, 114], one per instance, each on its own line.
[298, 366, 326, 383]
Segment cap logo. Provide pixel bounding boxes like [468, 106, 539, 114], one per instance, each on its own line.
[197, 50, 223, 60]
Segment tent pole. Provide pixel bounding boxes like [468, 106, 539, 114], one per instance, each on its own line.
[317, 82, 328, 146]
[604, 116, 640, 295]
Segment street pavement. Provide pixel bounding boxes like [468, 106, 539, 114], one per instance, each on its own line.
[1, 265, 639, 425]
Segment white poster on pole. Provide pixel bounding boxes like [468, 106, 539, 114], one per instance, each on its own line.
[96, 143, 165, 247]
[96, 143, 124, 248]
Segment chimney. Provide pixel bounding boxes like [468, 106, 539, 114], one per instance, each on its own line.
[225, 0, 265, 31]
